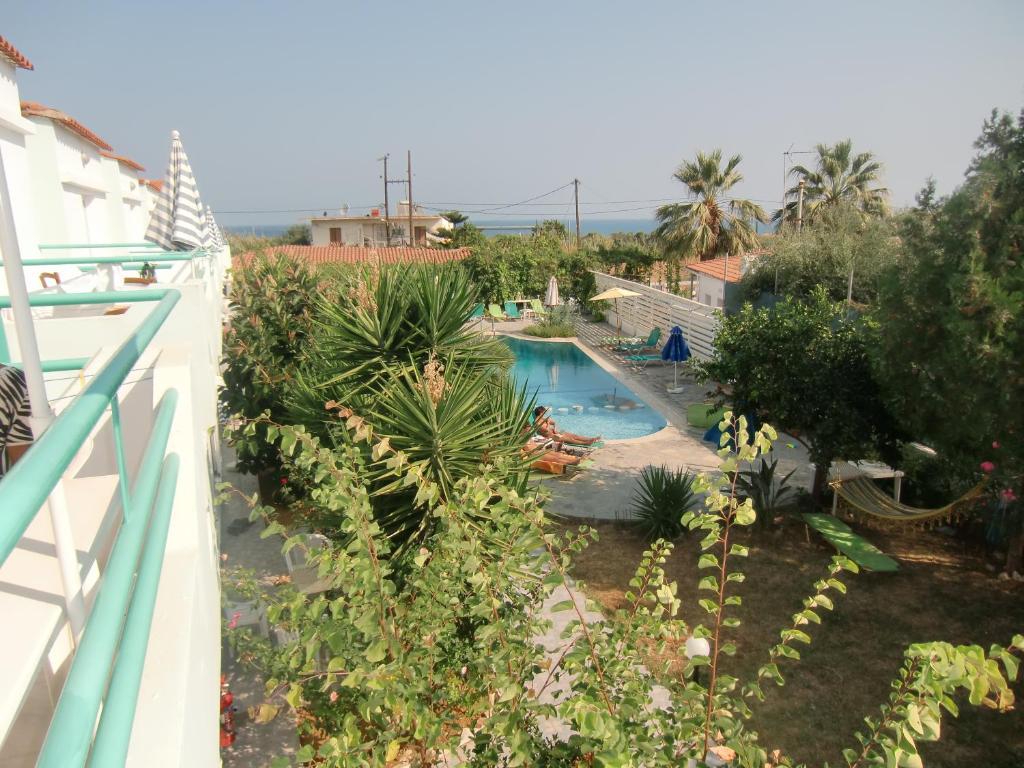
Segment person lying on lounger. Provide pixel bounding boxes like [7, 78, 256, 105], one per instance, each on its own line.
[522, 435, 582, 466]
[533, 406, 601, 446]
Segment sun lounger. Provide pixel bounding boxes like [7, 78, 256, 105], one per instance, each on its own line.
[487, 303, 507, 321]
[503, 301, 522, 320]
[530, 299, 547, 317]
[616, 327, 661, 353]
[469, 303, 485, 320]
[625, 354, 662, 372]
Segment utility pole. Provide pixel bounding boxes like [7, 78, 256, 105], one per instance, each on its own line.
[407, 150, 414, 247]
[797, 179, 806, 233]
[573, 178, 581, 248]
[379, 154, 391, 246]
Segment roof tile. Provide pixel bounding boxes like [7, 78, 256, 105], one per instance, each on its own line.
[234, 245, 471, 267]
[20, 101, 112, 150]
[0, 36, 33, 70]
[100, 151, 145, 172]
[685, 251, 765, 283]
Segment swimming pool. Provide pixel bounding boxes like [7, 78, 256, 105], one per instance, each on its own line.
[503, 336, 667, 440]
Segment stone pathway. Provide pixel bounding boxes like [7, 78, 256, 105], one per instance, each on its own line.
[218, 448, 298, 768]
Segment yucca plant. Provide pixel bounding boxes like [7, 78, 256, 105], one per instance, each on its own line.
[736, 455, 797, 528]
[281, 264, 534, 554]
[308, 264, 512, 398]
[631, 465, 700, 541]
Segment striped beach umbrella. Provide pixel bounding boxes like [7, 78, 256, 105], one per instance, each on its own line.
[144, 130, 205, 251]
[206, 206, 224, 250]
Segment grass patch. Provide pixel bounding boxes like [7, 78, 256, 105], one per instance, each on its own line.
[522, 322, 576, 338]
[560, 519, 1024, 767]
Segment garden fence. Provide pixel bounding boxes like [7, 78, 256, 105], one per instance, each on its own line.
[590, 271, 720, 360]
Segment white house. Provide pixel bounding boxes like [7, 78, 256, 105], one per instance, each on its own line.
[685, 251, 763, 308]
[310, 200, 451, 247]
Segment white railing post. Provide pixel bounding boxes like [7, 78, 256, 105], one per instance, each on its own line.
[0, 144, 87, 641]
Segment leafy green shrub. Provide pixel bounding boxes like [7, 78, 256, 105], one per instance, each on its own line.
[224, 412, 1022, 765]
[221, 253, 321, 477]
[522, 322, 575, 338]
[736, 455, 797, 528]
[631, 464, 699, 540]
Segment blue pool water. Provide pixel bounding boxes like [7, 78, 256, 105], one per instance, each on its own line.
[503, 336, 666, 440]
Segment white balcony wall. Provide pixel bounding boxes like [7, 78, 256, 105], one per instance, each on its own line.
[1, 54, 223, 766]
[0, 346, 220, 767]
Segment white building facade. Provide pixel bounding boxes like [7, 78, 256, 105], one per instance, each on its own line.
[310, 201, 451, 247]
[0, 35, 224, 767]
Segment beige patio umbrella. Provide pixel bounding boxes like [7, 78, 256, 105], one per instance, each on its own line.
[590, 286, 640, 337]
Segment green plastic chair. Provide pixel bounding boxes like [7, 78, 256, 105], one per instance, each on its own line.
[686, 403, 727, 429]
[616, 327, 661, 352]
[530, 299, 548, 317]
[503, 301, 522, 320]
[487, 304, 506, 321]
[469, 303, 485, 319]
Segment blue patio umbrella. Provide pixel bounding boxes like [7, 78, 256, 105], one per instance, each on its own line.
[661, 325, 692, 393]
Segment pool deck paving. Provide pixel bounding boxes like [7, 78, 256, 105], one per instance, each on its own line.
[490, 316, 814, 521]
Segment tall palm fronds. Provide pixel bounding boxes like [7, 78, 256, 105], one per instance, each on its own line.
[655, 150, 767, 262]
[774, 140, 889, 225]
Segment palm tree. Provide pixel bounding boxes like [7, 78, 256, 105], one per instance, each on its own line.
[774, 140, 888, 225]
[655, 150, 767, 262]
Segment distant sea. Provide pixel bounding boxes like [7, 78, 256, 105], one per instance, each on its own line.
[224, 218, 658, 239]
[224, 217, 774, 239]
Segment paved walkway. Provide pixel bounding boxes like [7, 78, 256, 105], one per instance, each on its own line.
[218, 448, 298, 768]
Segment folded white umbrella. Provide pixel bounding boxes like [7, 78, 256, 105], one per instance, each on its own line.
[544, 276, 560, 306]
[145, 130, 205, 251]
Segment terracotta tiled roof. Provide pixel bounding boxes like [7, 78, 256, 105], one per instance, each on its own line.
[0, 36, 33, 70]
[20, 101, 112, 150]
[100, 151, 145, 172]
[234, 245, 472, 267]
[142, 179, 163, 192]
[684, 251, 765, 283]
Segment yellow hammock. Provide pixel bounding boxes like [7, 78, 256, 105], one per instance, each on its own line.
[831, 475, 986, 529]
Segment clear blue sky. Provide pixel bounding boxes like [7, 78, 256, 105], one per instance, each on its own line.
[7, 1, 1024, 226]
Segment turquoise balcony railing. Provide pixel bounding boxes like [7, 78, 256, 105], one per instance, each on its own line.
[0, 287, 183, 767]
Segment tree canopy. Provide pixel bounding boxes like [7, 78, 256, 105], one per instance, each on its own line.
[775, 140, 888, 225]
[655, 150, 766, 262]
[741, 204, 897, 304]
[872, 109, 1024, 568]
[700, 289, 901, 497]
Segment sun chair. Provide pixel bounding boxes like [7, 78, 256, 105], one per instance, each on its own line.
[626, 354, 662, 372]
[503, 301, 522, 320]
[487, 303, 507, 321]
[530, 299, 548, 318]
[469, 303, 485, 320]
[616, 327, 661, 353]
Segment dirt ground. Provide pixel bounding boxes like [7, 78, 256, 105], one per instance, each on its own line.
[560, 518, 1024, 767]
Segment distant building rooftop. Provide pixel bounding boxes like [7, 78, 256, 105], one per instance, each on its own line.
[142, 179, 163, 192]
[685, 251, 765, 283]
[235, 245, 471, 266]
[20, 100, 112, 150]
[0, 35, 33, 70]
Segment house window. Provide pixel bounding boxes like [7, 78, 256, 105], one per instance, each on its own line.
[329, 227, 341, 244]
